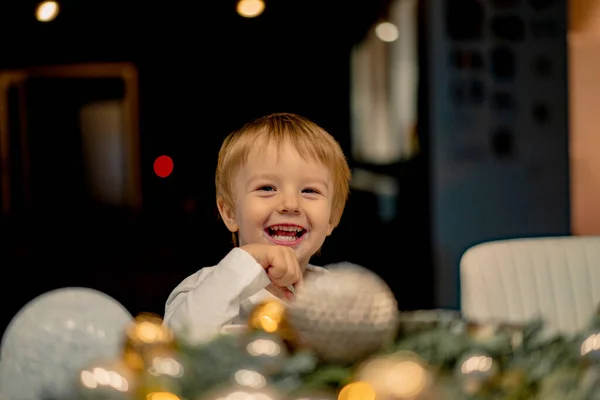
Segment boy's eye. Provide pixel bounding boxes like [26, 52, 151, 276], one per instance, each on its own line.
[258, 185, 275, 192]
[302, 188, 319, 194]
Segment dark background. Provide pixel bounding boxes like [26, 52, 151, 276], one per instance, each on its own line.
[0, 0, 435, 336]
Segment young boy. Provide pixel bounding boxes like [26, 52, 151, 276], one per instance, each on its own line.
[164, 112, 351, 343]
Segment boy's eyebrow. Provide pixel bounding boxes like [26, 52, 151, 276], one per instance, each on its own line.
[246, 174, 329, 189]
[246, 173, 279, 184]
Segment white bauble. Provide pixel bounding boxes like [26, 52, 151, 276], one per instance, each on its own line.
[0, 287, 133, 400]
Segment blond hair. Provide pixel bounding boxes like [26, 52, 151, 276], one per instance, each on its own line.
[216, 112, 351, 228]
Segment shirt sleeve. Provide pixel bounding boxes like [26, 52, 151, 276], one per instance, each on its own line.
[163, 247, 271, 343]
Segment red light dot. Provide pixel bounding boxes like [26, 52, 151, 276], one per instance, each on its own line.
[154, 155, 173, 178]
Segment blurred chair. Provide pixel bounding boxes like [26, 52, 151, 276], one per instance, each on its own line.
[460, 236, 600, 335]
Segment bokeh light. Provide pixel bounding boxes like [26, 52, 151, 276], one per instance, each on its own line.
[154, 155, 174, 178]
[35, 1, 59, 22]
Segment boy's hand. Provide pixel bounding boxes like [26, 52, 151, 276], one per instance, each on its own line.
[240, 244, 303, 290]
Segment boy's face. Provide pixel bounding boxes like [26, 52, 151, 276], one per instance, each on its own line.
[218, 139, 335, 269]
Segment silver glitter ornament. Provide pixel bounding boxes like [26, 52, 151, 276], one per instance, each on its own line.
[286, 263, 399, 364]
[0, 287, 133, 400]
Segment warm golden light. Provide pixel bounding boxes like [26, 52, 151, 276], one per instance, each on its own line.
[35, 1, 59, 22]
[375, 22, 399, 42]
[126, 313, 174, 345]
[236, 0, 265, 18]
[388, 360, 428, 398]
[338, 382, 376, 400]
[249, 300, 285, 333]
[355, 354, 429, 399]
[147, 392, 180, 400]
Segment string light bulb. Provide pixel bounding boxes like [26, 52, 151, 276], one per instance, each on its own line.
[375, 21, 399, 42]
[35, 1, 59, 22]
[237, 0, 265, 18]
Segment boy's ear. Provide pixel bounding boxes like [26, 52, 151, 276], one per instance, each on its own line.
[217, 197, 239, 233]
[326, 223, 334, 236]
[327, 213, 338, 236]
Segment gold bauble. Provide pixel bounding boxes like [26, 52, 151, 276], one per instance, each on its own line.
[123, 313, 176, 372]
[247, 299, 297, 346]
[354, 352, 431, 400]
[126, 313, 174, 346]
[337, 382, 377, 400]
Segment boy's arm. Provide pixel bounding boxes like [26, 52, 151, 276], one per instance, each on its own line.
[163, 247, 270, 343]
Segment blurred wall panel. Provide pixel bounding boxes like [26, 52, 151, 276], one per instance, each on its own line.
[569, 32, 600, 235]
[389, 0, 419, 161]
[79, 100, 127, 207]
[351, 30, 393, 164]
[350, 0, 418, 165]
[428, 0, 570, 309]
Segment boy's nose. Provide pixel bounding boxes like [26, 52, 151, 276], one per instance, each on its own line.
[278, 192, 300, 214]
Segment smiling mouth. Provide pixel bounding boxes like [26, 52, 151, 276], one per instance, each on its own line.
[265, 225, 307, 242]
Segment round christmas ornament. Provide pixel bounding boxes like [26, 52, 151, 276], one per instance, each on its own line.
[354, 352, 432, 400]
[0, 287, 133, 400]
[337, 381, 377, 400]
[248, 299, 297, 346]
[123, 313, 176, 372]
[286, 263, 399, 364]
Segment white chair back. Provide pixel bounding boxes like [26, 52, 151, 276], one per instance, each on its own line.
[460, 236, 600, 335]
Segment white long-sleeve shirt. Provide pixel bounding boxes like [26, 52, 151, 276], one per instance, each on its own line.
[164, 247, 323, 343]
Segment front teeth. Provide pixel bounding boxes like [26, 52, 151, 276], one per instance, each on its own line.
[270, 225, 303, 232]
[272, 235, 298, 241]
